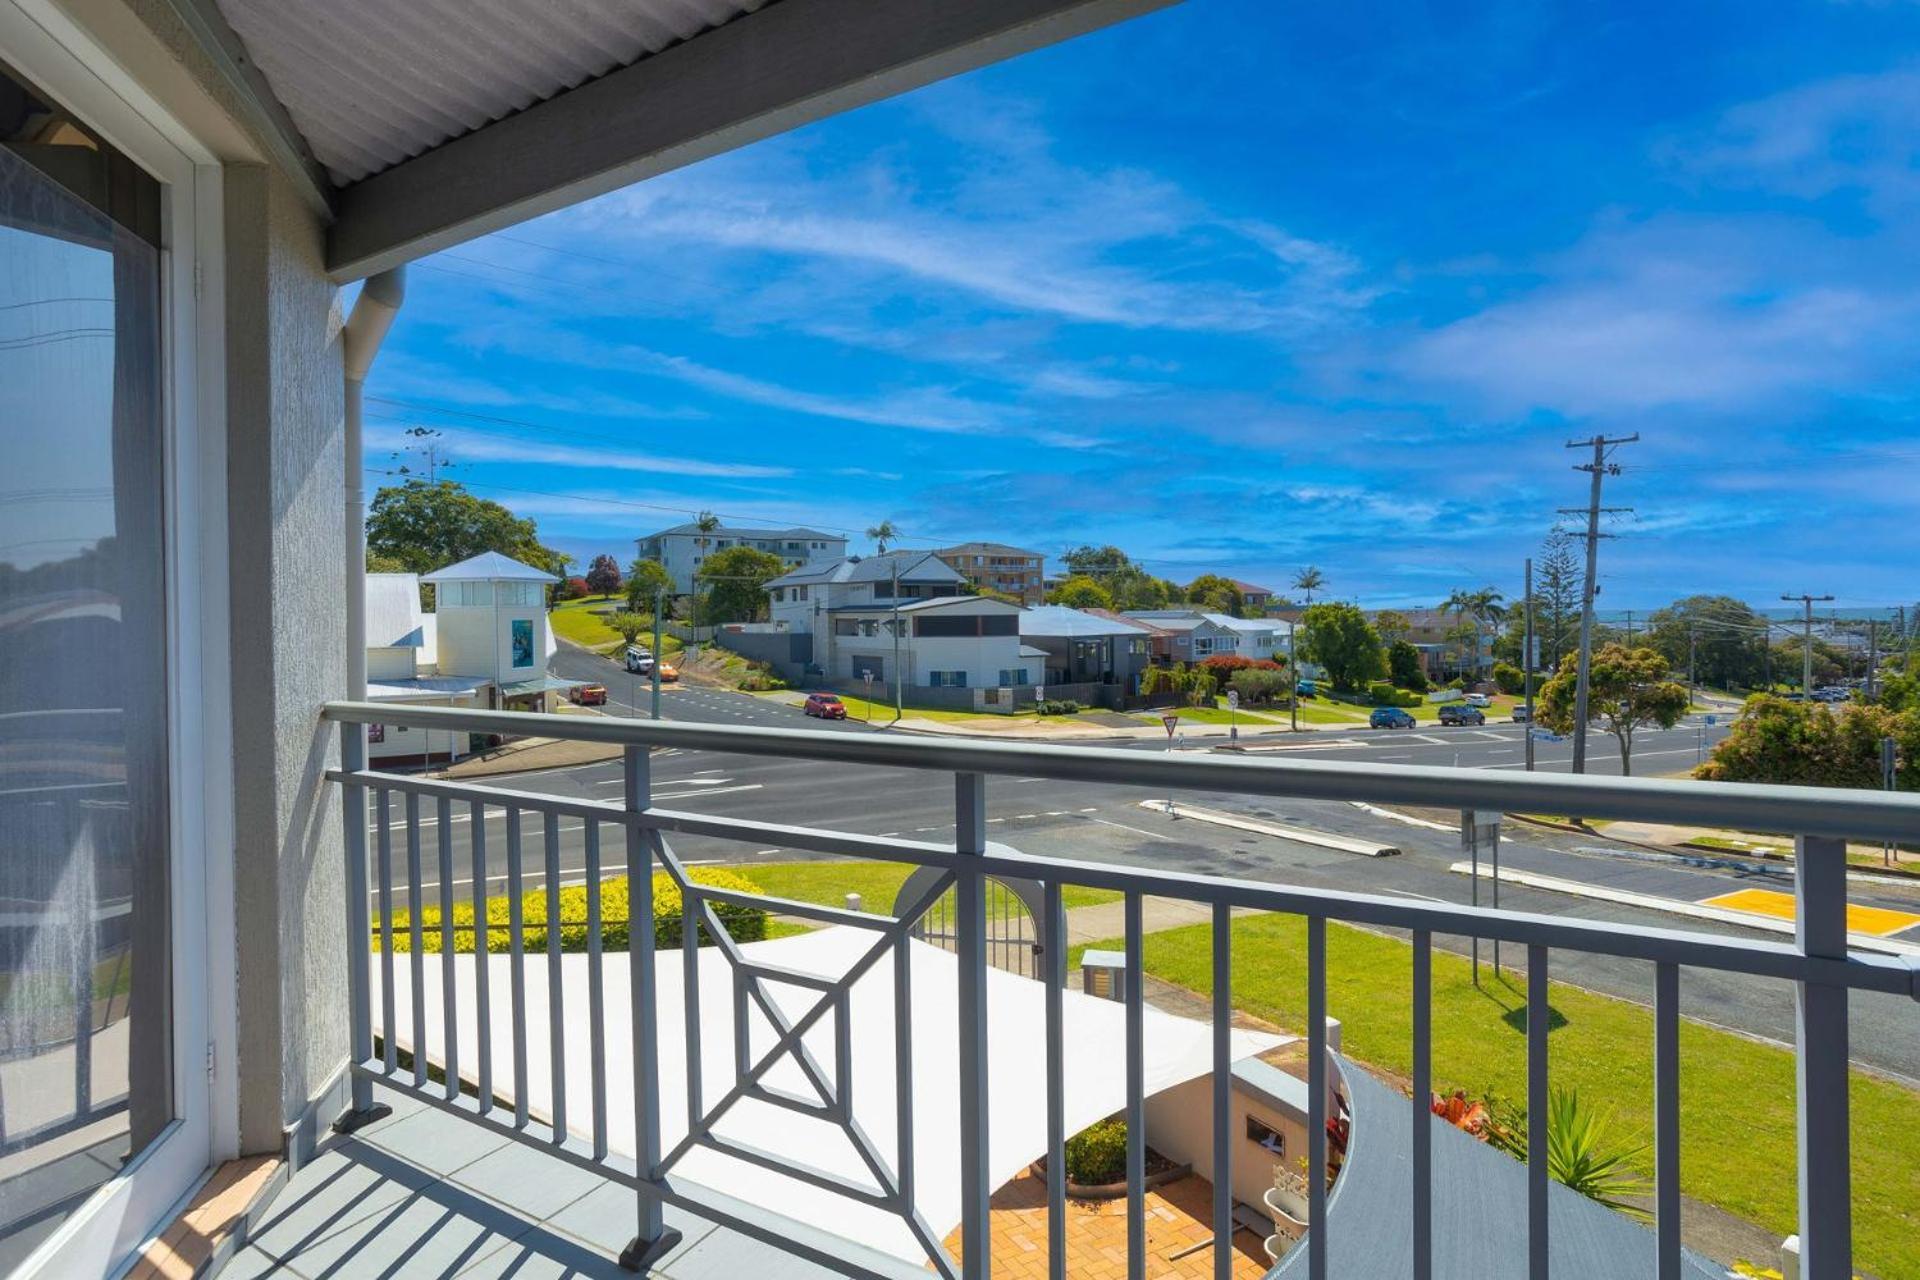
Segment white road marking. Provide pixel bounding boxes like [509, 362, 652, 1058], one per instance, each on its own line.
[1084, 815, 1178, 842]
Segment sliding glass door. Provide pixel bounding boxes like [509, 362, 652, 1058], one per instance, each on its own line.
[0, 60, 173, 1271]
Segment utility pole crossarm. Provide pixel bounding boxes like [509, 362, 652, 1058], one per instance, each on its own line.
[1564, 435, 1637, 775]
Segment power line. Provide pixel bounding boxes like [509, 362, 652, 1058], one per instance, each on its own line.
[1559, 432, 1637, 775]
[1781, 592, 1836, 693]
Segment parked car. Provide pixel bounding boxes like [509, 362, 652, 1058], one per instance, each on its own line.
[1464, 692, 1493, 707]
[1369, 707, 1417, 729]
[1510, 705, 1532, 723]
[803, 692, 847, 719]
[656, 662, 679, 683]
[623, 646, 653, 673]
[1439, 704, 1485, 726]
[567, 683, 607, 706]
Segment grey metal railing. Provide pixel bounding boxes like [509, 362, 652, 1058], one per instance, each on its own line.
[324, 701, 1920, 1280]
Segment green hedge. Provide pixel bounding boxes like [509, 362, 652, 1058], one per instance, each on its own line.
[379, 867, 768, 954]
[1036, 699, 1085, 715]
[1367, 681, 1424, 707]
[1063, 1117, 1128, 1185]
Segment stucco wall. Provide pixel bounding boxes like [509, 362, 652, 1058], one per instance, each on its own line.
[435, 602, 550, 680]
[222, 160, 348, 1157]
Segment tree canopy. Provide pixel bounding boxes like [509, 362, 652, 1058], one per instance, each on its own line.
[1185, 574, 1245, 616]
[1047, 574, 1113, 610]
[585, 553, 622, 597]
[696, 545, 787, 623]
[1300, 602, 1384, 692]
[624, 558, 675, 611]
[1696, 696, 1917, 790]
[365, 480, 565, 578]
[1059, 545, 1175, 609]
[1536, 643, 1690, 776]
[1643, 595, 1766, 689]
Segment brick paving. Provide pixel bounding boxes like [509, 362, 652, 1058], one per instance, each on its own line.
[941, 1169, 1271, 1279]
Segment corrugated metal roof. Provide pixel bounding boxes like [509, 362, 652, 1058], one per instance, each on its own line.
[421, 550, 558, 582]
[214, 0, 767, 185]
[769, 552, 963, 588]
[364, 572, 425, 646]
[1019, 606, 1143, 639]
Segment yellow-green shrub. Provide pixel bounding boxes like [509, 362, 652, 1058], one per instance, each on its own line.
[379, 867, 767, 954]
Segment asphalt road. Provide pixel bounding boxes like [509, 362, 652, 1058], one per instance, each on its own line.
[368, 644, 1920, 1080]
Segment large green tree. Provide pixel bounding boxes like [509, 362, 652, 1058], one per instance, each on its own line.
[1644, 596, 1766, 690]
[1387, 639, 1427, 691]
[695, 545, 786, 623]
[1300, 602, 1385, 692]
[365, 479, 564, 578]
[1535, 530, 1581, 670]
[1697, 696, 1918, 789]
[1185, 574, 1245, 617]
[1060, 545, 1173, 609]
[1537, 644, 1690, 776]
[624, 558, 675, 611]
[1046, 575, 1113, 610]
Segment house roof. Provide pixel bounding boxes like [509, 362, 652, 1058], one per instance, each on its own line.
[364, 572, 425, 647]
[1230, 579, 1275, 595]
[1123, 610, 1232, 635]
[1018, 606, 1144, 639]
[1201, 612, 1292, 636]
[934, 541, 1044, 559]
[644, 522, 842, 542]
[768, 551, 963, 589]
[1084, 608, 1158, 633]
[420, 551, 559, 583]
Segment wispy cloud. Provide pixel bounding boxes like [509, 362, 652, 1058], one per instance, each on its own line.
[365, 424, 791, 479]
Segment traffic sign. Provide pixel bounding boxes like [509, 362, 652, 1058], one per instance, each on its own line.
[1227, 690, 1240, 710]
[1705, 714, 1717, 726]
[1161, 713, 1179, 737]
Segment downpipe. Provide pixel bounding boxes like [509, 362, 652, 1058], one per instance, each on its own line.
[341, 267, 406, 701]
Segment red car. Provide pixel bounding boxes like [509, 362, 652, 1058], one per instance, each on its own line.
[568, 684, 608, 706]
[803, 692, 847, 719]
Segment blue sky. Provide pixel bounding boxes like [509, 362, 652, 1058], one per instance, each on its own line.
[366, 0, 1920, 611]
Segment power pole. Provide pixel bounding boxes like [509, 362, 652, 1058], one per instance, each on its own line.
[1524, 557, 1536, 772]
[1781, 593, 1834, 694]
[1560, 433, 1638, 774]
[651, 587, 664, 720]
[891, 559, 903, 722]
[1287, 621, 1299, 732]
[1688, 624, 1697, 706]
[1867, 619, 1878, 699]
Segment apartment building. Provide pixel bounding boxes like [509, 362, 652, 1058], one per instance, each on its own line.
[636, 522, 847, 594]
[933, 541, 1047, 605]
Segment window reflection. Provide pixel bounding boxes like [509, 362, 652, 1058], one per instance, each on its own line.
[0, 63, 169, 1268]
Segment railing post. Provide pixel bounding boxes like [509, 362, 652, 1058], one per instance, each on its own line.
[334, 720, 389, 1132]
[621, 744, 682, 1272]
[1794, 835, 1851, 1280]
[956, 772, 990, 1280]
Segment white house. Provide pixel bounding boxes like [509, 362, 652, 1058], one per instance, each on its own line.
[829, 597, 1035, 692]
[1123, 610, 1242, 662]
[421, 551, 562, 710]
[1202, 613, 1293, 661]
[637, 522, 846, 595]
[767, 550, 966, 631]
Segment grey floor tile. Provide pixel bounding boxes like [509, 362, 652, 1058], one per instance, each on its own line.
[541, 1184, 713, 1262]
[363, 1107, 511, 1177]
[447, 1144, 608, 1222]
[658, 1228, 846, 1280]
[454, 1226, 632, 1279]
[270, 1184, 530, 1279]
[217, 1242, 308, 1279]
[245, 1143, 425, 1262]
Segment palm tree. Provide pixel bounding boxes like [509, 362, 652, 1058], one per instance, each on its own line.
[1292, 566, 1326, 604]
[1443, 586, 1507, 679]
[866, 519, 898, 554]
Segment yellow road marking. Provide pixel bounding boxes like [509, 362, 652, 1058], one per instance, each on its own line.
[1700, 887, 1920, 938]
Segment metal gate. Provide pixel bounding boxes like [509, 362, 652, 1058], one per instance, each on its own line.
[893, 867, 1047, 978]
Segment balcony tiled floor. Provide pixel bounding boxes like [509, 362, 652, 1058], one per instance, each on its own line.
[223, 1082, 838, 1279]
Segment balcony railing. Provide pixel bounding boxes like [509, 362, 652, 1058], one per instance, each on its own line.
[321, 700, 1920, 1280]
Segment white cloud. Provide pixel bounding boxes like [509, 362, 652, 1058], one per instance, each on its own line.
[365, 424, 791, 479]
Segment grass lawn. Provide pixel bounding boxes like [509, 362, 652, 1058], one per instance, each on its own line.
[549, 597, 684, 658]
[1074, 913, 1920, 1278]
[732, 860, 1122, 914]
[816, 691, 1018, 725]
[1138, 706, 1286, 727]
